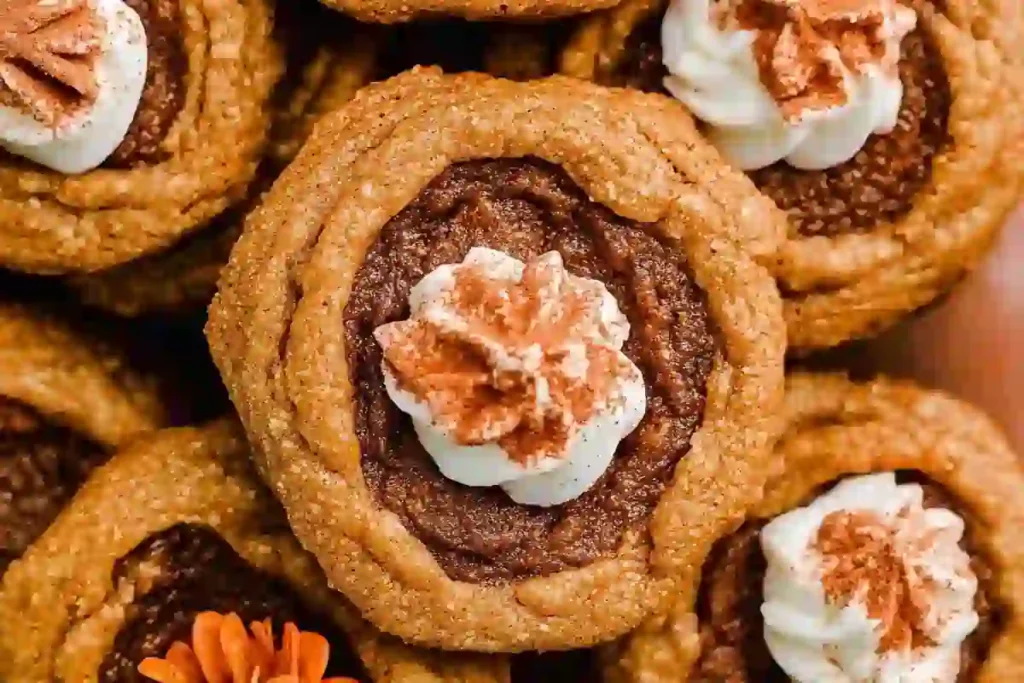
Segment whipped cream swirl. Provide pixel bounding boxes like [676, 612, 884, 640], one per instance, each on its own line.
[0, 0, 147, 174]
[661, 0, 917, 170]
[761, 473, 979, 683]
[374, 247, 647, 508]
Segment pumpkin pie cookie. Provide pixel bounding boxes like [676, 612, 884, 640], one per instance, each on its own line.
[65, 0, 377, 316]
[0, 303, 166, 578]
[0, 0, 281, 274]
[594, 373, 1024, 682]
[0, 420, 506, 683]
[206, 69, 786, 651]
[562, 0, 1024, 350]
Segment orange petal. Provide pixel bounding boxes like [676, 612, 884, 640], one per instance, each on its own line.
[249, 620, 276, 675]
[274, 623, 301, 676]
[297, 632, 330, 683]
[220, 613, 254, 683]
[193, 612, 231, 683]
[165, 642, 205, 682]
[137, 658, 189, 683]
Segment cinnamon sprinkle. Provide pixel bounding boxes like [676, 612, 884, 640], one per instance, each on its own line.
[815, 510, 935, 653]
[0, 0, 102, 128]
[731, 0, 915, 120]
[377, 252, 633, 464]
[137, 611, 358, 683]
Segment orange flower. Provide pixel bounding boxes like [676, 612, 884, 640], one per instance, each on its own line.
[138, 611, 359, 683]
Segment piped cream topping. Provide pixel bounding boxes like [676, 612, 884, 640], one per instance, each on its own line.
[374, 247, 647, 507]
[661, 0, 917, 170]
[0, 0, 147, 173]
[760, 473, 979, 683]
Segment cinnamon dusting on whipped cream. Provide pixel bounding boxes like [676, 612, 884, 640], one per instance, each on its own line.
[0, 0, 102, 128]
[730, 0, 915, 121]
[816, 509, 936, 654]
[377, 250, 633, 465]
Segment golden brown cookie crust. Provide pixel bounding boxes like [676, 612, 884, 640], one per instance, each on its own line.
[206, 68, 786, 652]
[0, 420, 506, 683]
[597, 373, 1024, 683]
[0, 304, 167, 445]
[561, 0, 1024, 351]
[0, 0, 282, 275]
[317, 0, 619, 24]
[65, 27, 378, 316]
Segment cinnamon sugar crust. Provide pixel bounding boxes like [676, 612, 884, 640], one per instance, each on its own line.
[0, 0, 282, 274]
[596, 374, 1024, 683]
[65, 2, 377, 316]
[561, 0, 1023, 351]
[206, 69, 786, 651]
[0, 421, 507, 683]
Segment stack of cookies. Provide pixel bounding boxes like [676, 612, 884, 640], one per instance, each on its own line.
[0, 0, 1022, 682]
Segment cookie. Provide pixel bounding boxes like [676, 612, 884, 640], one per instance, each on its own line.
[0, 0, 281, 274]
[206, 68, 786, 652]
[66, 1, 377, 316]
[594, 373, 1024, 682]
[0, 304, 167, 578]
[0, 420, 506, 683]
[561, 0, 1024, 351]
[315, 0, 619, 24]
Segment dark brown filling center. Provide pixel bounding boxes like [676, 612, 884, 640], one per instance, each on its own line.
[344, 157, 716, 584]
[104, 0, 187, 168]
[616, 9, 951, 237]
[0, 397, 108, 576]
[691, 476, 1001, 682]
[98, 523, 367, 683]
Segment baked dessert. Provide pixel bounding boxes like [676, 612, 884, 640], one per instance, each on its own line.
[206, 68, 786, 651]
[0, 0, 281, 273]
[0, 420, 506, 683]
[314, 0, 620, 25]
[0, 303, 166, 577]
[561, 0, 1023, 350]
[596, 373, 1024, 682]
[65, 0, 377, 316]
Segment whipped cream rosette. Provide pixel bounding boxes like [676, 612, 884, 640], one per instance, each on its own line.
[0, 0, 147, 174]
[762, 473, 979, 683]
[375, 248, 647, 507]
[561, 0, 1023, 351]
[661, 0, 917, 171]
